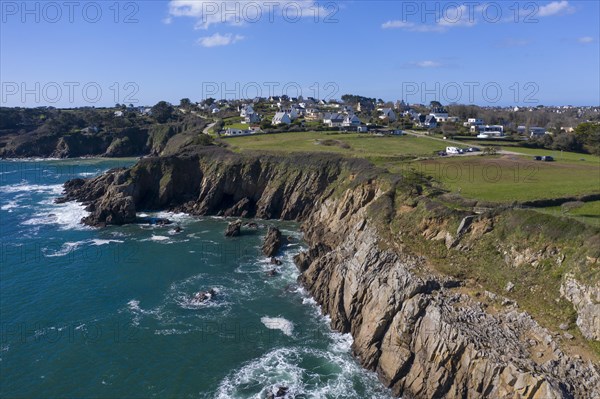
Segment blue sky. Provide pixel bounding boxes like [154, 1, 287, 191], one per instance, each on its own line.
[1, 0, 598, 107]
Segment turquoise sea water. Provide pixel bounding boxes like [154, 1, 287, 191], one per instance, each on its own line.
[0, 159, 393, 398]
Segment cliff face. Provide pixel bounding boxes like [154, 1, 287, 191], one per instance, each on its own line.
[298, 184, 600, 399]
[61, 149, 600, 398]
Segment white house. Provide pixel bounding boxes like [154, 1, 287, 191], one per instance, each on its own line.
[472, 125, 504, 136]
[272, 112, 292, 125]
[430, 111, 449, 122]
[323, 113, 345, 127]
[240, 105, 254, 117]
[379, 108, 397, 122]
[243, 113, 261, 124]
[342, 114, 361, 127]
[529, 127, 547, 138]
[224, 128, 253, 136]
[464, 118, 484, 127]
[280, 108, 299, 120]
[417, 114, 437, 128]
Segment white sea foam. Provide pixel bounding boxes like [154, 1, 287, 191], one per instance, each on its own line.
[261, 317, 294, 337]
[149, 235, 169, 241]
[0, 182, 63, 195]
[43, 241, 87, 257]
[1, 200, 19, 211]
[215, 347, 394, 399]
[90, 239, 124, 246]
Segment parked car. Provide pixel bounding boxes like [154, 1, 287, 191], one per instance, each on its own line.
[542, 156, 554, 162]
[437, 151, 447, 156]
[446, 146, 463, 154]
[467, 147, 480, 152]
[533, 156, 543, 161]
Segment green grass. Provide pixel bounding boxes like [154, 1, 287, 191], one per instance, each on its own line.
[224, 131, 443, 161]
[225, 130, 600, 204]
[224, 122, 250, 130]
[404, 155, 600, 203]
[535, 201, 600, 227]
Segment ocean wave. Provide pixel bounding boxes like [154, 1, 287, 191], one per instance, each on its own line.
[215, 347, 393, 399]
[43, 241, 88, 257]
[0, 182, 63, 195]
[261, 317, 294, 337]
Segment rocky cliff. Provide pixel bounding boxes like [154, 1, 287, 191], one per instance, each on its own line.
[60, 148, 600, 398]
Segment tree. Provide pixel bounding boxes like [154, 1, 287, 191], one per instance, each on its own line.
[574, 122, 600, 155]
[151, 101, 174, 123]
[179, 98, 192, 109]
[429, 101, 442, 110]
[551, 133, 583, 152]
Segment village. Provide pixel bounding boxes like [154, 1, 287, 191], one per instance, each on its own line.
[186, 95, 597, 155]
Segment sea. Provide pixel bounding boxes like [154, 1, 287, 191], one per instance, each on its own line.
[0, 159, 393, 399]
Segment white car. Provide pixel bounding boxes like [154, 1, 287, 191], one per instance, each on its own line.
[446, 146, 463, 154]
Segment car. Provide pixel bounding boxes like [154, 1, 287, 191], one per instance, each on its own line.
[533, 156, 543, 161]
[542, 156, 554, 162]
[437, 151, 447, 156]
[467, 147, 481, 152]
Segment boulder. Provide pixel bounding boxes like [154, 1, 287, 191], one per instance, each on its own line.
[262, 227, 283, 257]
[225, 220, 243, 237]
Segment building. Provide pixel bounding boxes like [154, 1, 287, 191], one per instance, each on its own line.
[464, 118, 484, 127]
[472, 125, 504, 137]
[323, 113, 345, 127]
[417, 114, 437, 128]
[379, 108, 397, 122]
[342, 114, 361, 127]
[243, 113, 261, 124]
[272, 112, 292, 125]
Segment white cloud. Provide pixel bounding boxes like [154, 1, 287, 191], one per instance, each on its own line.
[578, 36, 594, 44]
[197, 33, 245, 47]
[416, 61, 442, 68]
[402, 60, 444, 69]
[538, 1, 575, 17]
[168, 0, 329, 30]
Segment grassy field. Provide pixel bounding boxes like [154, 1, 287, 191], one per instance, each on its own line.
[224, 131, 443, 159]
[224, 131, 600, 204]
[223, 122, 249, 130]
[535, 201, 600, 227]
[405, 154, 600, 203]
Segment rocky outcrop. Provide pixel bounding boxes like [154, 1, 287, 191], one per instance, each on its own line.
[225, 220, 242, 237]
[298, 184, 600, 399]
[60, 149, 600, 398]
[262, 227, 283, 257]
[561, 276, 600, 341]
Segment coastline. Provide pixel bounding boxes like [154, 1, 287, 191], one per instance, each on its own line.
[55, 149, 600, 398]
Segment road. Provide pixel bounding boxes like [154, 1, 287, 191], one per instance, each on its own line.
[404, 130, 524, 157]
[203, 122, 216, 135]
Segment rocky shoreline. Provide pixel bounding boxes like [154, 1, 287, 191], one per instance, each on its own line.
[58, 148, 600, 398]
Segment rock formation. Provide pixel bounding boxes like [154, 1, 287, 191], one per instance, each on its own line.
[60, 148, 600, 398]
[262, 227, 283, 257]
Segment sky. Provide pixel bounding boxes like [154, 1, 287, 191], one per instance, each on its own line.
[1, 0, 599, 107]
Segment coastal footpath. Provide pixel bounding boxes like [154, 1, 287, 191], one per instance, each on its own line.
[59, 146, 600, 398]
